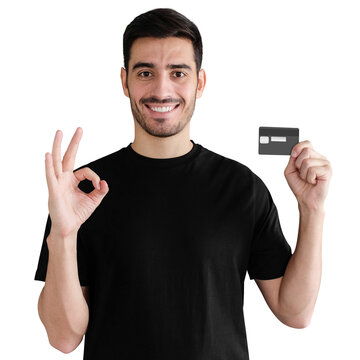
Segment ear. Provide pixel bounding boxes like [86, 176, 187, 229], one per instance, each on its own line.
[120, 67, 129, 98]
[196, 69, 206, 99]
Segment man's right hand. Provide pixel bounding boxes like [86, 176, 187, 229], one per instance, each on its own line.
[45, 127, 109, 239]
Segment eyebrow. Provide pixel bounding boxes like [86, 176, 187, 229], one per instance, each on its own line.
[131, 62, 192, 72]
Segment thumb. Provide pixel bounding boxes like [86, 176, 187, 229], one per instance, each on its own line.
[284, 154, 297, 177]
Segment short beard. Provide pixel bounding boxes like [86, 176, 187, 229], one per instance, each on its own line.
[128, 88, 197, 139]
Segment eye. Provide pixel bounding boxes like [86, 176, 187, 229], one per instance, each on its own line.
[139, 71, 152, 77]
[173, 71, 185, 78]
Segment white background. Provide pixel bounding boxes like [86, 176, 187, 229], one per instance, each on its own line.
[1, 0, 359, 359]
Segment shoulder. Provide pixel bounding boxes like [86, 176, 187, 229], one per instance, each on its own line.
[199, 145, 263, 186]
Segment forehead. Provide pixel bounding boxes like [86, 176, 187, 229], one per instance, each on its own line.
[129, 37, 195, 68]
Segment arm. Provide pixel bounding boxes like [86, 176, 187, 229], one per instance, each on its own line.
[255, 140, 331, 328]
[37, 231, 89, 353]
[255, 206, 325, 328]
[37, 128, 108, 353]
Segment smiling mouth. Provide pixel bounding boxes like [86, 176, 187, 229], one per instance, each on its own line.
[145, 104, 180, 113]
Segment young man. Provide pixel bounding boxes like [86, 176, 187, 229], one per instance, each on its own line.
[35, 8, 332, 359]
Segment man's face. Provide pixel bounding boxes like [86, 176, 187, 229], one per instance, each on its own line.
[121, 37, 206, 138]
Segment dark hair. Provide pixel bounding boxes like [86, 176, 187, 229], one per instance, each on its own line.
[123, 8, 203, 74]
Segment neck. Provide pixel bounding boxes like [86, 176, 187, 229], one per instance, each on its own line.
[131, 123, 193, 159]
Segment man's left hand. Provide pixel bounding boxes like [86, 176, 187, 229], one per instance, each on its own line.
[284, 140, 332, 211]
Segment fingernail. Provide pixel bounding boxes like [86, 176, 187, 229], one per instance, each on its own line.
[292, 150, 297, 157]
[97, 181, 101, 190]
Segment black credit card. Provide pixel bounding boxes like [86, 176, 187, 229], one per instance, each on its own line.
[259, 127, 299, 155]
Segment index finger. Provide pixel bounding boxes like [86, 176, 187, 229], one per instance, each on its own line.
[62, 127, 83, 172]
[291, 140, 313, 158]
[291, 140, 327, 160]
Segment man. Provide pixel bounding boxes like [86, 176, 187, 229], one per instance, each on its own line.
[34, 8, 332, 359]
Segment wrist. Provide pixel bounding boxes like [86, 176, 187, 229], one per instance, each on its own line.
[47, 230, 78, 252]
[298, 203, 325, 218]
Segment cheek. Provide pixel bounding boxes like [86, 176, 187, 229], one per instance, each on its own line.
[179, 83, 197, 101]
[128, 85, 147, 103]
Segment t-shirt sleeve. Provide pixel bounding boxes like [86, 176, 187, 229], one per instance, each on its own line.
[247, 173, 292, 280]
[34, 214, 90, 286]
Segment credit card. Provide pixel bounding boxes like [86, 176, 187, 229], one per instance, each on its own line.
[259, 127, 299, 155]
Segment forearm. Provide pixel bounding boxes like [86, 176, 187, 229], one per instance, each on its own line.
[38, 231, 89, 353]
[278, 205, 325, 327]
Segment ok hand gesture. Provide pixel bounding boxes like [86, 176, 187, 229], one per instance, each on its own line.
[45, 127, 109, 238]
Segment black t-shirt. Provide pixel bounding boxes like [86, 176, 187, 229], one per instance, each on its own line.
[34, 140, 292, 360]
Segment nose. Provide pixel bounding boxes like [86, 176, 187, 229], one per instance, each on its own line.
[150, 71, 174, 100]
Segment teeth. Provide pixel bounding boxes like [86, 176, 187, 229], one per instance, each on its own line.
[150, 106, 175, 112]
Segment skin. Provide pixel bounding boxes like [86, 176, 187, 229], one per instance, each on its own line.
[42, 36, 332, 343]
[41, 128, 108, 353]
[255, 141, 332, 328]
[120, 36, 206, 159]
